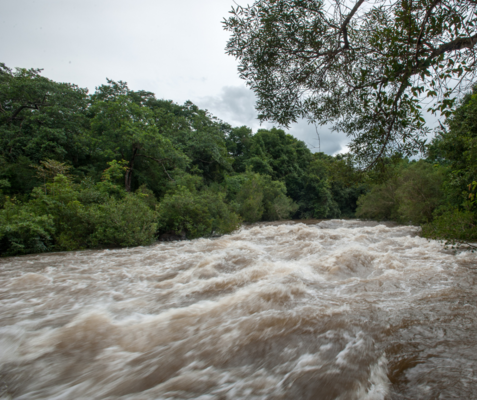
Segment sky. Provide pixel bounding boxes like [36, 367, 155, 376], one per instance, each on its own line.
[1, 0, 350, 155]
[2, 0, 439, 155]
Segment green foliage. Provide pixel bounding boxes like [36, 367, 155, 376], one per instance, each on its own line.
[0, 173, 158, 255]
[422, 208, 477, 247]
[286, 157, 337, 219]
[199, 190, 242, 235]
[225, 126, 253, 172]
[224, 0, 477, 166]
[419, 88, 477, 245]
[0, 200, 55, 256]
[30, 174, 90, 250]
[89, 81, 188, 192]
[157, 185, 240, 239]
[397, 163, 445, 224]
[262, 179, 298, 221]
[0, 63, 385, 256]
[87, 195, 157, 247]
[234, 170, 298, 222]
[356, 161, 445, 224]
[0, 178, 10, 207]
[356, 178, 401, 222]
[428, 90, 477, 210]
[236, 173, 265, 222]
[0, 63, 89, 171]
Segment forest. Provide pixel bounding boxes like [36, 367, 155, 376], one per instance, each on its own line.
[0, 63, 475, 256]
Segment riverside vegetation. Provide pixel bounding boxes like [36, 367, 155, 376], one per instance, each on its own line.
[0, 63, 475, 256]
[356, 88, 477, 248]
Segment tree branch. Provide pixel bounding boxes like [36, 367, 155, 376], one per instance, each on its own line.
[431, 33, 477, 58]
[341, 0, 365, 49]
[415, 0, 442, 62]
[9, 105, 34, 121]
[136, 153, 175, 181]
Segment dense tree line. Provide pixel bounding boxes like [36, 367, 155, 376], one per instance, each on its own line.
[0, 64, 366, 256]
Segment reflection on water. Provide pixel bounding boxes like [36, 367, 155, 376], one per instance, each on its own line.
[0, 220, 476, 399]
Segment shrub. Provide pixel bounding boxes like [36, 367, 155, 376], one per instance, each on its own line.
[157, 186, 212, 238]
[355, 178, 401, 221]
[29, 174, 92, 250]
[199, 190, 242, 235]
[0, 200, 55, 256]
[236, 174, 265, 222]
[262, 180, 298, 220]
[87, 194, 158, 247]
[422, 208, 477, 249]
[234, 170, 298, 222]
[356, 161, 445, 224]
[157, 186, 240, 238]
[396, 162, 445, 224]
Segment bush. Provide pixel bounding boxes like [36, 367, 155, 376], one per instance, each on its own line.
[30, 174, 92, 250]
[422, 207, 477, 245]
[262, 179, 298, 220]
[234, 170, 298, 222]
[355, 178, 401, 221]
[0, 200, 55, 256]
[236, 174, 265, 222]
[396, 162, 445, 224]
[356, 161, 445, 224]
[157, 186, 240, 239]
[0, 175, 158, 255]
[87, 194, 158, 247]
[199, 190, 242, 235]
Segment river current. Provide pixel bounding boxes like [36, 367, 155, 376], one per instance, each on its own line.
[1, 220, 477, 399]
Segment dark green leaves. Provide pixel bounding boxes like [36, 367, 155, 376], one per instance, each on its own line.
[224, 0, 477, 166]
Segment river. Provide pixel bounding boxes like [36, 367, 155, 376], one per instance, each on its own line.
[1, 220, 477, 399]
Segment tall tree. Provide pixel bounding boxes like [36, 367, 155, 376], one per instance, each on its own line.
[0, 64, 89, 193]
[0, 63, 89, 164]
[89, 81, 187, 192]
[224, 0, 477, 166]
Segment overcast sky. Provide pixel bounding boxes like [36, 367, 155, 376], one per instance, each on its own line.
[2, 0, 440, 155]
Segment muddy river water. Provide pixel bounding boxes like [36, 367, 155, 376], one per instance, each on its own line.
[1, 220, 477, 399]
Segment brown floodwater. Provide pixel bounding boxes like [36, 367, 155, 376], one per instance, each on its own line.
[1, 220, 477, 399]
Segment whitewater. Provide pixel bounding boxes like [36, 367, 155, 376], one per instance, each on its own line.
[1, 220, 477, 399]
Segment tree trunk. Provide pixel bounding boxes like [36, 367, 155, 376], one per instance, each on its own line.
[125, 148, 138, 192]
[125, 168, 133, 192]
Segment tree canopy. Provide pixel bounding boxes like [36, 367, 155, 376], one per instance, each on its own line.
[224, 0, 477, 166]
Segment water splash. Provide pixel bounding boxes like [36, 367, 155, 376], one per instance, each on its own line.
[1, 220, 476, 399]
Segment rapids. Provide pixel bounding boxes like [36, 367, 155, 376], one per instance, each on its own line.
[1, 220, 477, 399]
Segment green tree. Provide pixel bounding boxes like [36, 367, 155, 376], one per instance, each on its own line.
[428, 88, 477, 207]
[0, 64, 89, 194]
[157, 184, 240, 239]
[233, 169, 298, 222]
[224, 0, 477, 166]
[89, 81, 188, 192]
[422, 88, 477, 245]
[0, 199, 55, 256]
[356, 160, 445, 224]
[318, 153, 368, 217]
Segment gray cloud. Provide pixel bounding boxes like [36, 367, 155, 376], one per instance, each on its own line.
[196, 85, 263, 129]
[1, 0, 244, 102]
[196, 85, 350, 155]
[289, 120, 350, 155]
[2, 0, 433, 157]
